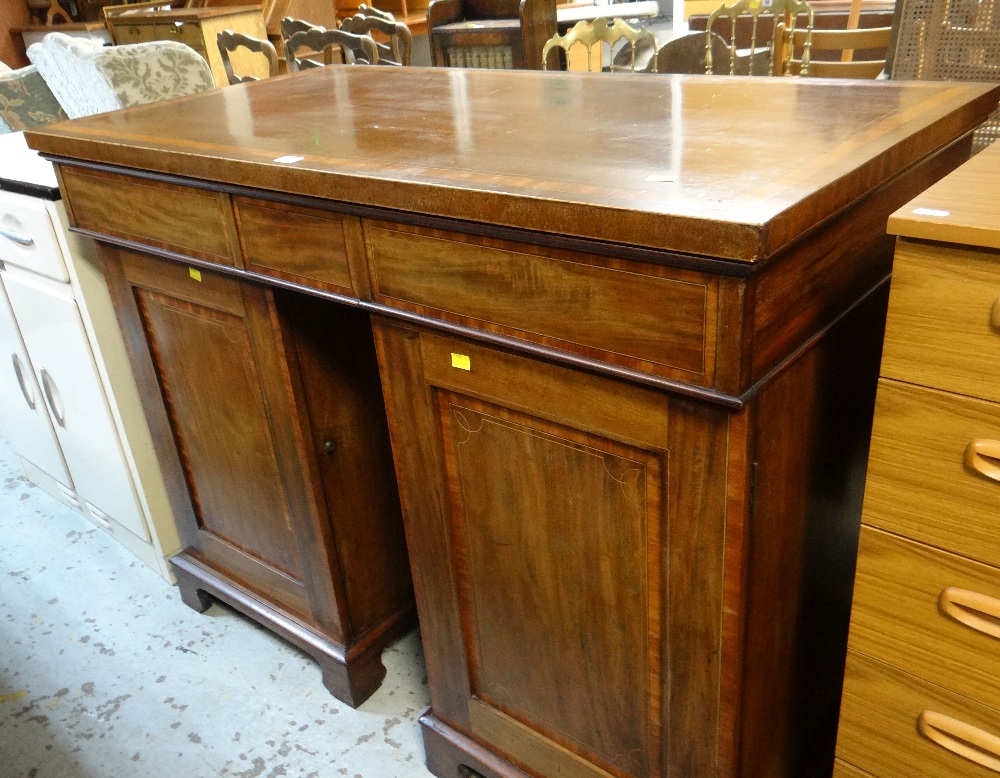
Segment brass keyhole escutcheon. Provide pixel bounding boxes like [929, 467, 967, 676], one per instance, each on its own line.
[323, 439, 337, 455]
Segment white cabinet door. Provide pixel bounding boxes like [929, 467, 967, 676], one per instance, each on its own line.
[2, 266, 149, 540]
[0, 276, 72, 484]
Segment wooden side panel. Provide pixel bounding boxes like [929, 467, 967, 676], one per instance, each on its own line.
[880, 239, 1000, 403]
[367, 221, 721, 386]
[59, 166, 240, 266]
[740, 284, 886, 778]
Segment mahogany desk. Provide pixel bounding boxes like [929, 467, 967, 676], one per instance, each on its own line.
[26, 69, 1000, 778]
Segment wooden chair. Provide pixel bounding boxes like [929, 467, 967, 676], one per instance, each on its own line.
[705, 0, 814, 76]
[217, 30, 280, 84]
[542, 17, 657, 72]
[426, 0, 557, 69]
[886, 0, 1000, 152]
[285, 27, 380, 70]
[340, 11, 413, 65]
[780, 23, 890, 77]
[642, 29, 730, 73]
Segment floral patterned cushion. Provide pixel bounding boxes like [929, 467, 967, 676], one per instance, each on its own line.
[0, 65, 68, 134]
[94, 41, 215, 108]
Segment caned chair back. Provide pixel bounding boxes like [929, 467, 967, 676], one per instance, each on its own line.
[705, 0, 814, 75]
[216, 29, 279, 85]
[285, 27, 380, 71]
[542, 17, 658, 72]
[340, 12, 413, 65]
[781, 23, 890, 77]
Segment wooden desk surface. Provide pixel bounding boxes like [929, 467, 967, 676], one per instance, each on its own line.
[888, 140, 1000, 249]
[27, 68, 1000, 262]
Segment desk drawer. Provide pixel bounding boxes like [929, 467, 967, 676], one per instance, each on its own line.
[365, 221, 721, 385]
[838, 652, 1000, 778]
[153, 21, 204, 52]
[849, 526, 1000, 712]
[0, 190, 67, 282]
[882, 239, 1000, 402]
[59, 167, 238, 267]
[863, 379, 1000, 568]
[234, 198, 367, 298]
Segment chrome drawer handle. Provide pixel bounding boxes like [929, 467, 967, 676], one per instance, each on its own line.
[965, 439, 1000, 483]
[12, 353, 35, 410]
[40, 368, 65, 427]
[918, 710, 1000, 773]
[0, 227, 33, 247]
[940, 587, 1000, 640]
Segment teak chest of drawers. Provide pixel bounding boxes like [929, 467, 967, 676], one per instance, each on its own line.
[835, 140, 1000, 777]
[27, 69, 1000, 777]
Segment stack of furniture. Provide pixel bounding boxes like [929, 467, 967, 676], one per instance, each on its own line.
[25, 67, 1000, 777]
[836, 127, 1000, 778]
[0, 131, 180, 581]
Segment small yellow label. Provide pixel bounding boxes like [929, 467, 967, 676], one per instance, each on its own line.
[451, 353, 471, 371]
[189, 268, 202, 282]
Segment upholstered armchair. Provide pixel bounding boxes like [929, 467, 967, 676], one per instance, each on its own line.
[26, 33, 215, 121]
[426, 0, 557, 69]
[0, 63, 68, 134]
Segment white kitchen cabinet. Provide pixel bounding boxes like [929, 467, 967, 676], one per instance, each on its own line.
[0, 132, 180, 580]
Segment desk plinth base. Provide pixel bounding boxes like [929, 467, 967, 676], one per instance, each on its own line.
[171, 552, 414, 708]
[421, 713, 531, 778]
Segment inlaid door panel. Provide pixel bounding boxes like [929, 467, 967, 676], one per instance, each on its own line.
[373, 318, 734, 778]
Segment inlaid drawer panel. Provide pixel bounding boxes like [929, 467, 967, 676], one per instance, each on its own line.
[59, 167, 238, 267]
[849, 526, 1000, 711]
[882, 239, 1000, 402]
[838, 651, 1000, 778]
[365, 220, 722, 385]
[863, 379, 1000, 569]
[234, 198, 367, 298]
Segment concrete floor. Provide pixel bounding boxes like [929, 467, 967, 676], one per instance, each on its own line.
[0, 435, 435, 778]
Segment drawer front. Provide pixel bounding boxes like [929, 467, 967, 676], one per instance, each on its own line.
[112, 22, 159, 44]
[882, 239, 1000, 402]
[234, 197, 366, 298]
[0, 191, 68, 281]
[838, 651, 1000, 778]
[154, 21, 204, 52]
[366, 221, 720, 385]
[59, 167, 238, 267]
[863, 379, 1000, 568]
[849, 526, 1000, 711]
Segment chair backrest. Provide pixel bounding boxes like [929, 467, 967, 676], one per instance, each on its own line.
[0, 64, 68, 134]
[781, 23, 890, 77]
[280, 16, 325, 48]
[644, 29, 729, 73]
[705, 0, 814, 75]
[339, 12, 413, 65]
[217, 29, 279, 85]
[888, 0, 1000, 152]
[285, 28, 380, 71]
[357, 4, 397, 21]
[542, 17, 658, 72]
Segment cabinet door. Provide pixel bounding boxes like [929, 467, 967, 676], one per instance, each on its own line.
[103, 248, 343, 636]
[1, 266, 148, 540]
[0, 275, 70, 484]
[373, 319, 734, 778]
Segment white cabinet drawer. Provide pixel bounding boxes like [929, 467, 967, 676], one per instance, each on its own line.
[0, 191, 68, 282]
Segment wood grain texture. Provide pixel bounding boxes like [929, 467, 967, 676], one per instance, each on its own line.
[838, 651, 1000, 778]
[26, 72, 1000, 261]
[60, 166, 239, 266]
[366, 220, 720, 386]
[0, 2, 30, 68]
[889, 138, 1000, 249]
[862, 379, 1000, 570]
[235, 197, 366, 297]
[831, 758, 877, 778]
[849, 526, 1000, 713]
[880, 239, 1000, 403]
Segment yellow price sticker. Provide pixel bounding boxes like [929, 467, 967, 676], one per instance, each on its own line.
[189, 268, 202, 282]
[451, 353, 471, 371]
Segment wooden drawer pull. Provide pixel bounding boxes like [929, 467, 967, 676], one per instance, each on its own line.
[965, 439, 1000, 483]
[940, 587, 1000, 640]
[918, 710, 1000, 772]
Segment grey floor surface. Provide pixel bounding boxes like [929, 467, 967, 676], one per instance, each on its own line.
[0, 435, 434, 778]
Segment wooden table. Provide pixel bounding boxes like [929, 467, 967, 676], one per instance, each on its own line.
[26, 69, 1000, 777]
[835, 140, 1000, 778]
